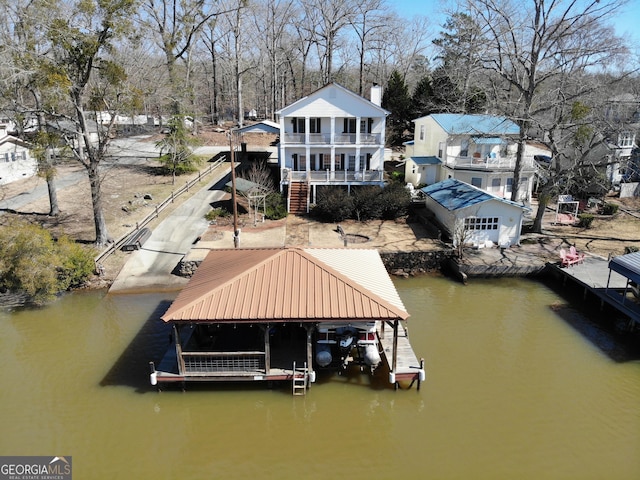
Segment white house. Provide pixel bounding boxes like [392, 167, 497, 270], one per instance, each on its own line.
[0, 125, 36, 185]
[406, 114, 546, 203]
[276, 83, 388, 213]
[421, 178, 529, 247]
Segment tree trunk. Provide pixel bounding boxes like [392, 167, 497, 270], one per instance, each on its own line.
[532, 191, 551, 233]
[88, 163, 110, 246]
[46, 171, 59, 216]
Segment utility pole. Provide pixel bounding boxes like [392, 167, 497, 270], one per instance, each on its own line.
[229, 130, 240, 248]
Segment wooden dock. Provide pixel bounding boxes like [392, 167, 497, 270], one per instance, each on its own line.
[549, 255, 640, 326]
[377, 320, 425, 388]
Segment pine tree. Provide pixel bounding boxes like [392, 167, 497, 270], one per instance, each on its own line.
[382, 70, 412, 146]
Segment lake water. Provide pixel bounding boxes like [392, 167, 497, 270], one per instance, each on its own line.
[0, 276, 638, 479]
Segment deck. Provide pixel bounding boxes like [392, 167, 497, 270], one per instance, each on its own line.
[377, 321, 425, 387]
[549, 255, 640, 326]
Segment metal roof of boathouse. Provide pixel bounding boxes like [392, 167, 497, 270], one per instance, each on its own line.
[609, 251, 640, 285]
[161, 247, 409, 323]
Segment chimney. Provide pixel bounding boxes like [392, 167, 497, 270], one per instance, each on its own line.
[370, 83, 382, 106]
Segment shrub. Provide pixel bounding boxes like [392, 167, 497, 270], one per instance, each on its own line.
[577, 213, 594, 228]
[56, 236, 96, 290]
[264, 192, 287, 220]
[378, 182, 412, 219]
[600, 203, 619, 215]
[352, 186, 383, 221]
[624, 246, 639, 254]
[0, 221, 95, 304]
[311, 187, 354, 222]
[204, 207, 231, 222]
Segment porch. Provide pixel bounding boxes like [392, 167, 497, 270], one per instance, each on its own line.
[282, 168, 384, 184]
[283, 132, 382, 145]
[446, 155, 535, 170]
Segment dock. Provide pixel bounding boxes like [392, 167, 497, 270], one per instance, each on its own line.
[549, 254, 640, 326]
[377, 320, 425, 389]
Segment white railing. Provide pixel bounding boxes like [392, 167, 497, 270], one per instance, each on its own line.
[447, 155, 535, 170]
[287, 169, 383, 183]
[308, 133, 331, 144]
[282, 132, 381, 145]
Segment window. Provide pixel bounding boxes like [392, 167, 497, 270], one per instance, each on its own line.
[438, 142, 444, 158]
[460, 139, 469, 157]
[335, 154, 344, 170]
[419, 125, 425, 141]
[464, 217, 499, 231]
[618, 132, 634, 147]
[292, 117, 305, 133]
[348, 155, 356, 171]
[471, 177, 482, 188]
[506, 178, 513, 193]
[322, 154, 331, 170]
[310, 118, 321, 134]
[344, 118, 357, 133]
[491, 178, 501, 190]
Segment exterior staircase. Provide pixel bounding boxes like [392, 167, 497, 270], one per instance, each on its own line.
[288, 182, 309, 214]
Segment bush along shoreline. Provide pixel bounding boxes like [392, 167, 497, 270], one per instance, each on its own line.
[0, 219, 96, 308]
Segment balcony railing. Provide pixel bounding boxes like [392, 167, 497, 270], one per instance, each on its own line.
[447, 155, 536, 170]
[283, 132, 381, 145]
[284, 169, 384, 183]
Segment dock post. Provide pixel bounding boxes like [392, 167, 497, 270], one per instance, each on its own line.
[417, 358, 424, 391]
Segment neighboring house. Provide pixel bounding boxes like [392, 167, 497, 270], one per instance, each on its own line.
[276, 83, 388, 213]
[0, 125, 37, 185]
[152, 247, 423, 391]
[404, 155, 441, 187]
[595, 94, 640, 186]
[236, 120, 280, 135]
[421, 178, 529, 247]
[407, 114, 545, 203]
[48, 119, 101, 149]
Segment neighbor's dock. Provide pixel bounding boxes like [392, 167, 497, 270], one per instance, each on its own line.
[377, 321, 425, 389]
[549, 255, 640, 326]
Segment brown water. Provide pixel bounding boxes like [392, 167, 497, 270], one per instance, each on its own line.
[0, 277, 638, 479]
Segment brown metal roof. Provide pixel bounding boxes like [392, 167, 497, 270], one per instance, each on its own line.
[161, 247, 409, 323]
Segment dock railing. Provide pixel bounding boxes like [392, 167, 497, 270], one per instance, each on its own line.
[182, 351, 266, 374]
[94, 158, 227, 268]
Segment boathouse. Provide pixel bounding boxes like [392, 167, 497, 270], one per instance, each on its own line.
[150, 247, 424, 392]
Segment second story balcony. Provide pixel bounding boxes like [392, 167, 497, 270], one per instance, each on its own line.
[283, 132, 382, 146]
[446, 154, 536, 171]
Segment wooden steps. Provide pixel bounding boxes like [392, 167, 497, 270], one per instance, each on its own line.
[288, 183, 308, 214]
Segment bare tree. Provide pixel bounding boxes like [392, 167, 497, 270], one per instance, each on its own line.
[140, 0, 235, 116]
[350, 0, 386, 95]
[300, 0, 358, 84]
[466, 0, 630, 203]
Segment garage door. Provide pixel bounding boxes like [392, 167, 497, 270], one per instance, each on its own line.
[464, 216, 500, 245]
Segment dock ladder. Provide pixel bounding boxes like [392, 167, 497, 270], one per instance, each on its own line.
[292, 361, 308, 396]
